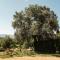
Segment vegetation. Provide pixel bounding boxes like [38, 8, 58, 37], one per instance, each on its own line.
[0, 4, 60, 58]
[0, 36, 16, 51]
[12, 4, 59, 52]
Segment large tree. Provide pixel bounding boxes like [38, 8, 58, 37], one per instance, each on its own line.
[12, 5, 59, 48]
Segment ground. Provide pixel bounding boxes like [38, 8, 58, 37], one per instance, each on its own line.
[0, 56, 60, 60]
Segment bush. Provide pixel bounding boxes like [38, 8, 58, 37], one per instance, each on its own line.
[2, 36, 16, 49]
[0, 36, 16, 51]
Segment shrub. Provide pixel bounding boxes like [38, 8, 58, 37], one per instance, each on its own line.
[4, 37, 15, 49]
[0, 36, 16, 50]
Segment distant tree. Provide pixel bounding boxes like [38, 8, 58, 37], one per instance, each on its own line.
[12, 5, 59, 48]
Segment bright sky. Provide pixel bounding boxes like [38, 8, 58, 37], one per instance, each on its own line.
[0, 0, 60, 35]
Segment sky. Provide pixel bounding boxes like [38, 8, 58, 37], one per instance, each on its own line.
[0, 0, 60, 35]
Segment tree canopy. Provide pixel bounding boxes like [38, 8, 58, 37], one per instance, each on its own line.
[12, 5, 59, 47]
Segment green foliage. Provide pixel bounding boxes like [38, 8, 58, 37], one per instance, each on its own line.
[12, 4, 59, 50]
[0, 38, 5, 51]
[0, 48, 36, 58]
[0, 36, 16, 51]
[3, 36, 16, 49]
